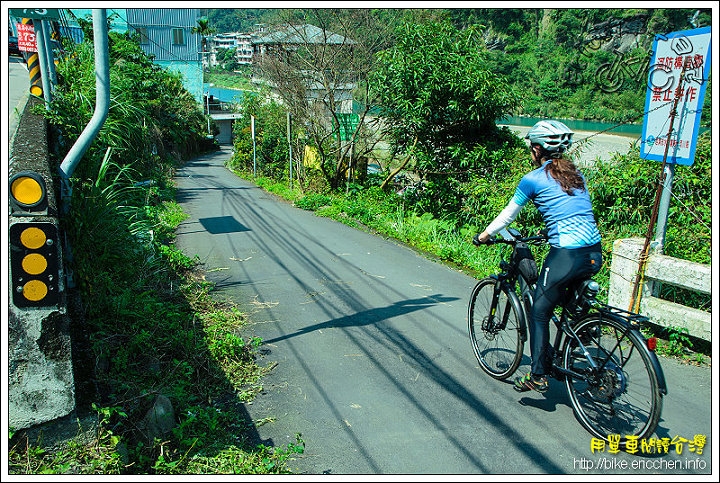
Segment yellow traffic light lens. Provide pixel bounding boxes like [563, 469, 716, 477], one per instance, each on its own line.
[22, 280, 49, 302]
[20, 226, 47, 249]
[11, 175, 44, 206]
[22, 253, 49, 275]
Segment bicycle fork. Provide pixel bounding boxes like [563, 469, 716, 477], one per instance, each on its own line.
[483, 279, 511, 332]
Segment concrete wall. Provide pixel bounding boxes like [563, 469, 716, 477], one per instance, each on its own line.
[8, 96, 75, 430]
[608, 237, 712, 342]
[210, 113, 242, 145]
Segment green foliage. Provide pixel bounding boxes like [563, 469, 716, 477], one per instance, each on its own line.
[659, 326, 692, 357]
[10, 25, 300, 476]
[207, 8, 278, 33]
[46, 30, 212, 182]
[9, 404, 127, 474]
[227, 95, 290, 180]
[371, 21, 521, 152]
[584, 131, 711, 266]
[295, 193, 336, 211]
[659, 132, 712, 264]
[370, 20, 524, 219]
[205, 70, 255, 90]
[158, 244, 200, 271]
[479, 8, 711, 123]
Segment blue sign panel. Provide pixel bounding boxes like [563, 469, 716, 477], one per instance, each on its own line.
[640, 27, 711, 166]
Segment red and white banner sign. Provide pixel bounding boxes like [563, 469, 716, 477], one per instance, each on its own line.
[16, 23, 37, 52]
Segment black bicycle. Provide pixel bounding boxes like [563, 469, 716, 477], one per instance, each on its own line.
[468, 227, 667, 448]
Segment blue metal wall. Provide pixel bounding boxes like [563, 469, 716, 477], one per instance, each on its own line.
[126, 9, 204, 104]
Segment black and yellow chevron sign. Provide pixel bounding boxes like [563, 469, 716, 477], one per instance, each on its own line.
[21, 18, 43, 97]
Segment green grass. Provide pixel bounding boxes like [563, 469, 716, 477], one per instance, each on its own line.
[8, 163, 305, 475]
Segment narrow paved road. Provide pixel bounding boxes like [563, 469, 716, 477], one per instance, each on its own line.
[8, 57, 30, 139]
[173, 147, 713, 476]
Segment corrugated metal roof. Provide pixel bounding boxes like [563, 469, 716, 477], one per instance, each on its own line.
[126, 8, 200, 27]
[253, 24, 354, 45]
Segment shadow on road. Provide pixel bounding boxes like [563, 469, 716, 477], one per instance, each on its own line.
[261, 294, 459, 345]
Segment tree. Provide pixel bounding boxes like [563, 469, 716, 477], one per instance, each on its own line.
[251, 9, 404, 191]
[191, 17, 217, 69]
[369, 20, 522, 216]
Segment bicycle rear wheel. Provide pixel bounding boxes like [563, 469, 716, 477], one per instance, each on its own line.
[562, 313, 663, 447]
[468, 277, 525, 380]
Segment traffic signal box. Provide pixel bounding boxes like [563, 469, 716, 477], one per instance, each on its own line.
[9, 171, 61, 308]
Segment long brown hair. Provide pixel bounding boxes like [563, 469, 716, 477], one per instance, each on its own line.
[544, 157, 585, 195]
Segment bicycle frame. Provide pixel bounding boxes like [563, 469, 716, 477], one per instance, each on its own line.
[499, 227, 667, 395]
[489, 257, 530, 342]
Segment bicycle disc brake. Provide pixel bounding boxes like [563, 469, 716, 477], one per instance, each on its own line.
[481, 316, 500, 338]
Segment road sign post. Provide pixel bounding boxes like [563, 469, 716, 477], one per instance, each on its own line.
[9, 8, 61, 20]
[640, 26, 711, 248]
[629, 26, 711, 312]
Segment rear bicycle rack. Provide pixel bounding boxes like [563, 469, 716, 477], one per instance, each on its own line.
[593, 302, 649, 327]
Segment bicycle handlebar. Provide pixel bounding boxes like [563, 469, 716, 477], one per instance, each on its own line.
[473, 229, 548, 247]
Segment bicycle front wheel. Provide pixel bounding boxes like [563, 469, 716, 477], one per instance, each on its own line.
[468, 277, 525, 380]
[562, 313, 663, 447]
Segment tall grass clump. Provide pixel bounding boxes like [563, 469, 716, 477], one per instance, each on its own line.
[9, 27, 302, 475]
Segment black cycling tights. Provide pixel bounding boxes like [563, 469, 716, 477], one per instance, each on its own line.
[529, 243, 602, 377]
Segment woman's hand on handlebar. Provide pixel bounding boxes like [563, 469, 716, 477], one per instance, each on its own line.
[472, 231, 492, 246]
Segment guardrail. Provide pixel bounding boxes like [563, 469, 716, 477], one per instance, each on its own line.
[608, 237, 711, 342]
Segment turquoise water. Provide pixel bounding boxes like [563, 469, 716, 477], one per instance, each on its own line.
[204, 85, 248, 104]
[200, 91, 676, 142]
[499, 116, 642, 139]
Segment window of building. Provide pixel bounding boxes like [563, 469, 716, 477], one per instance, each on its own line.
[171, 28, 185, 45]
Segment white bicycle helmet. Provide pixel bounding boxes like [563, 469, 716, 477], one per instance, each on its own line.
[525, 120, 574, 154]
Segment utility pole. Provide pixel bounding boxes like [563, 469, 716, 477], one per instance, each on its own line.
[287, 112, 293, 190]
[251, 115, 257, 177]
[205, 83, 214, 137]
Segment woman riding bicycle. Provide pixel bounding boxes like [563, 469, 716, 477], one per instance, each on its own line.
[473, 120, 603, 393]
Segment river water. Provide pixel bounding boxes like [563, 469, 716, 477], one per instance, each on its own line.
[205, 85, 248, 104]
[499, 115, 642, 139]
[497, 122, 640, 166]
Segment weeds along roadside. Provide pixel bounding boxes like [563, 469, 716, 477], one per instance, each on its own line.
[8, 157, 304, 475]
[9, 30, 305, 474]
